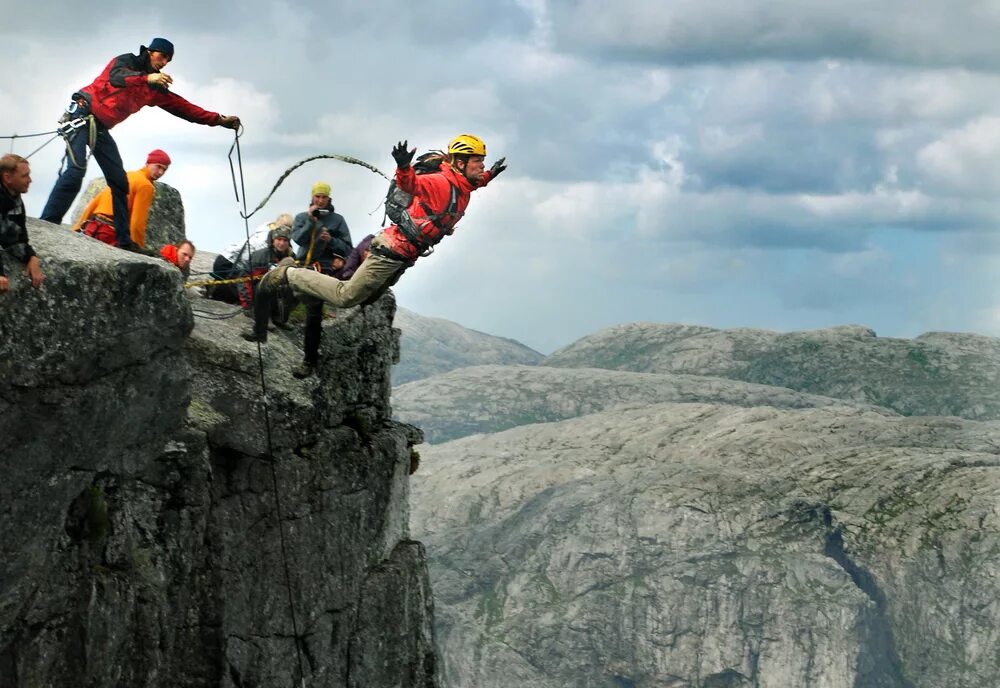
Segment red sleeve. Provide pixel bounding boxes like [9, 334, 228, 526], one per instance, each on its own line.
[395, 165, 418, 194]
[154, 91, 220, 126]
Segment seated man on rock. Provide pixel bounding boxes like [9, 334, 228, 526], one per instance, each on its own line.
[213, 212, 294, 284]
[236, 226, 295, 332]
[73, 149, 171, 253]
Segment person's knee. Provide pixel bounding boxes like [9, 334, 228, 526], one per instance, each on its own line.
[58, 164, 86, 184]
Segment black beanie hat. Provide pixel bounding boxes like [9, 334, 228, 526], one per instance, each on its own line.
[147, 37, 174, 57]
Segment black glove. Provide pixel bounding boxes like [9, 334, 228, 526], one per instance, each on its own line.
[488, 157, 507, 178]
[392, 140, 415, 168]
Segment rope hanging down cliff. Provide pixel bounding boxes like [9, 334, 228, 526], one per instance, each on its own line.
[228, 126, 308, 688]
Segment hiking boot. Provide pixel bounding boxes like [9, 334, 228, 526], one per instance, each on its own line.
[241, 328, 267, 344]
[274, 320, 294, 331]
[291, 361, 316, 379]
[257, 257, 296, 297]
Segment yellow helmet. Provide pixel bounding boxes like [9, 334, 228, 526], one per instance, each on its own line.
[448, 134, 486, 157]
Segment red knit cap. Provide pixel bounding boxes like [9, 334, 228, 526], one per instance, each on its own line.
[147, 149, 171, 166]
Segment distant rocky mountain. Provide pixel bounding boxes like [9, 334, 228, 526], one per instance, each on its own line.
[406, 321, 1000, 687]
[411, 399, 1000, 688]
[392, 307, 543, 385]
[543, 323, 1000, 420]
[393, 364, 887, 444]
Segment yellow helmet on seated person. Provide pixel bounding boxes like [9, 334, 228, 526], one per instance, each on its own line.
[448, 134, 486, 157]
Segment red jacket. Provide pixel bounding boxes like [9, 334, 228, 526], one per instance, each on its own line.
[380, 162, 492, 262]
[160, 244, 181, 267]
[79, 48, 220, 129]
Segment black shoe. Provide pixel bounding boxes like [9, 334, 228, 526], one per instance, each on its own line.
[274, 321, 294, 331]
[258, 257, 296, 297]
[119, 240, 157, 257]
[241, 328, 267, 343]
[291, 361, 316, 379]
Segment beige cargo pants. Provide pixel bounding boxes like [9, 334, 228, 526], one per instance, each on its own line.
[285, 250, 406, 308]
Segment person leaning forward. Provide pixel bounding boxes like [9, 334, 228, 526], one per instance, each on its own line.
[251, 134, 506, 375]
[40, 37, 239, 252]
[0, 154, 45, 294]
[72, 149, 171, 251]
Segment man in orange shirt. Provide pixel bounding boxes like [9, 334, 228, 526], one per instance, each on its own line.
[73, 149, 171, 249]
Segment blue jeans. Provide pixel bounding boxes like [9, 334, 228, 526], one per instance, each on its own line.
[40, 120, 131, 246]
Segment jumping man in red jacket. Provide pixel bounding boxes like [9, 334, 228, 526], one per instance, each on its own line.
[250, 133, 506, 376]
[40, 37, 240, 251]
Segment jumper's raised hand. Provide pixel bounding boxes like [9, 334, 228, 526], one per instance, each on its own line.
[392, 140, 415, 168]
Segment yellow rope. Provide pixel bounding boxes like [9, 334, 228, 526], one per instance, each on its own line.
[184, 260, 321, 288]
[184, 273, 264, 288]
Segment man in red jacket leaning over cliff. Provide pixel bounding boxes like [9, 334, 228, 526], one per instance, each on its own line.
[40, 37, 240, 251]
[255, 134, 506, 316]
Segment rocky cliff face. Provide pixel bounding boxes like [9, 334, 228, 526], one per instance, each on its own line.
[1, 221, 437, 687]
[409, 323, 1000, 687]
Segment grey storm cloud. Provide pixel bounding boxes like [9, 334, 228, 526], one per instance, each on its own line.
[546, 0, 1000, 70]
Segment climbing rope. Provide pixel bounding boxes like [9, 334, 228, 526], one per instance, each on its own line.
[1, 116, 95, 161]
[0, 129, 60, 139]
[1, 128, 63, 159]
[228, 126, 309, 688]
[237, 152, 389, 222]
[184, 272, 264, 289]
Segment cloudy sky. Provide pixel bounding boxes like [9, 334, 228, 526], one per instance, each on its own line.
[3, 1, 1000, 353]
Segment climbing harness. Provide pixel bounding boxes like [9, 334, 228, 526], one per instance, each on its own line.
[0, 97, 97, 162]
[227, 126, 308, 688]
[55, 114, 97, 170]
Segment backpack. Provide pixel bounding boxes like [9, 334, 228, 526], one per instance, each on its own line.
[384, 151, 459, 256]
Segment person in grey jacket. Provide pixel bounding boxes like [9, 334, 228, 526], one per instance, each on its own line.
[291, 181, 352, 274]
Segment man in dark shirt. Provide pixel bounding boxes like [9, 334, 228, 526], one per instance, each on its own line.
[0, 154, 45, 294]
